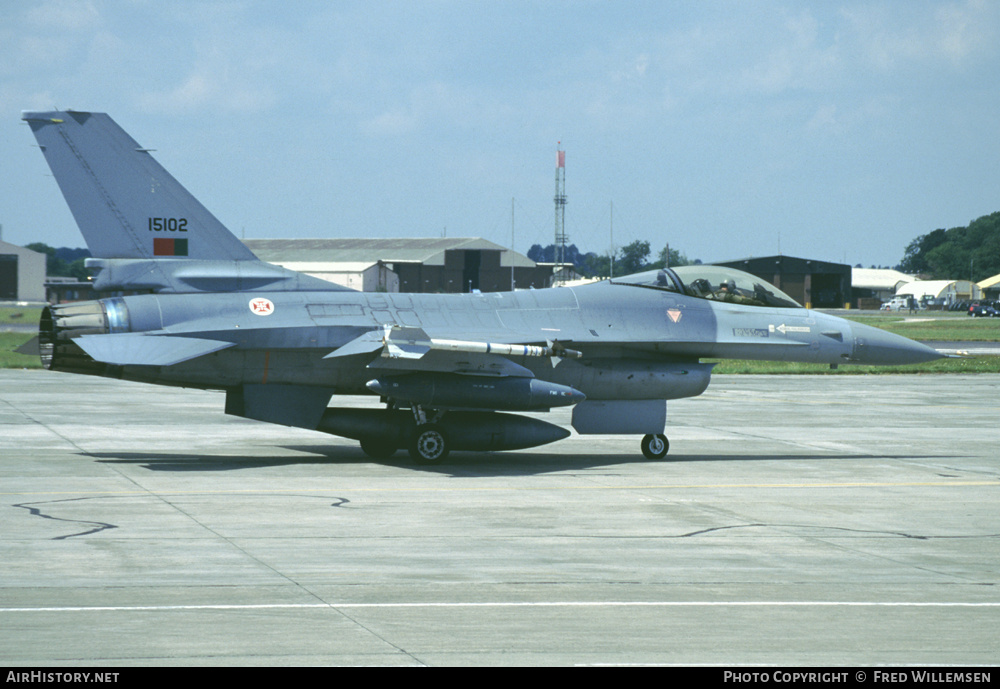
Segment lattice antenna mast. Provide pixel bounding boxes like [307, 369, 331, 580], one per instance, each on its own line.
[554, 144, 568, 273]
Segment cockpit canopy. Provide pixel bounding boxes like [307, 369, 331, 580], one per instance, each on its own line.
[611, 265, 801, 309]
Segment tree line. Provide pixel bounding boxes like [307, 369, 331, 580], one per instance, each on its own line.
[533, 210, 1000, 282]
[528, 240, 697, 279]
[898, 212, 1000, 282]
[24, 244, 91, 280]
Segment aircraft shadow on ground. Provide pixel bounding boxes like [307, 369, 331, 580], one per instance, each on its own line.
[84, 447, 962, 478]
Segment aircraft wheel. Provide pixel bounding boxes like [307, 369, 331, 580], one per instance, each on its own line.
[409, 424, 449, 465]
[641, 434, 669, 460]
[360, 438, 397, 458]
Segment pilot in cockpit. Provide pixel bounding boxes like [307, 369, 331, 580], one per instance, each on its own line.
[714, 279, 753, 304]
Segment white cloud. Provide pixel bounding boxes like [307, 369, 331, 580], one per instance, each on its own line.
[24, 0, 100, 31]
[360, 110, 419, 137]
[935, 0, 994, 65]
[635, 53, 650, 78]
[841, 0, 997, 72]
[136, 65, 276, 114]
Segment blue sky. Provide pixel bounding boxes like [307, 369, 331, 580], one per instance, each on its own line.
[3, 0, 999, 268]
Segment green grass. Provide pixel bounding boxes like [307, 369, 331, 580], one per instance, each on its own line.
[709, 356, 1000, 375]
[709, 310, 1000, 374]
[0, 332, 42, 369]
[0, 306, 42, 325]
[844, 313, 1000, 341]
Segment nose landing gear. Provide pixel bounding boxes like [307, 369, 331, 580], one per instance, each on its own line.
[641, 433, 669, 460]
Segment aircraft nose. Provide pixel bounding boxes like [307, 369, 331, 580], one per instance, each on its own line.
[849, 322, 943, 365]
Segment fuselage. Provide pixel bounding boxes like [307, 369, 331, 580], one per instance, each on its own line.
[43, 267, 938, 406]
[24, 110, 945, 461]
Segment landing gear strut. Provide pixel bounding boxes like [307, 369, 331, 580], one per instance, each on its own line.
[641, 433, 669, 459]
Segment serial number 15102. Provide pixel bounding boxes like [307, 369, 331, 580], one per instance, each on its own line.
[148, 217, 188, 232]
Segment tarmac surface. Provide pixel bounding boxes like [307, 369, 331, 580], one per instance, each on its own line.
[1, 369, 998, 666]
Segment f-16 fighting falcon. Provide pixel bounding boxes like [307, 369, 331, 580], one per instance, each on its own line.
[22, 111, 942, 464]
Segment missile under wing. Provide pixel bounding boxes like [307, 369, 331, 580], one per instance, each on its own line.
[22, 110, 943, 464]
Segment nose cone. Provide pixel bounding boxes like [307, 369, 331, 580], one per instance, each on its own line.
[849, 322, 944, 365]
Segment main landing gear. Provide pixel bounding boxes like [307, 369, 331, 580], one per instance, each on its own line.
[356, 402, 669, 464]
[357, 403, 451, 465]
[409, 423, 449, 464]
[358, 422, 449, 464]
[405, 404, 448, 465]
[640, 433, 669, 460]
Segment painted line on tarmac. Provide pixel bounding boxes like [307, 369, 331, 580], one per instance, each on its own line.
[2, 601, 1000, 613]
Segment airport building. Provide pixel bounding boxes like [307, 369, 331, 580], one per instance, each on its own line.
[45, 276, 99, 304]
[896, 279, 981, 306]
[243, 237, 552, 293]
[851, 267, 916, 308]
[0, 240, 46, 302]
[713, 255, 852, 309]
[979, 273, 1000, 300]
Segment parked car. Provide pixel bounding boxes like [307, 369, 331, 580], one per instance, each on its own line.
[968, 301, 1000, 317]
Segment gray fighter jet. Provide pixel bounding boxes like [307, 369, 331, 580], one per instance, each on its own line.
[22, 111, 942, 463]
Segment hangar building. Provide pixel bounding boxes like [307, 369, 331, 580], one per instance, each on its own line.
[896, 280, 981, 306]
[0, 240, 46, 302]
[713, 255, 852, 309]
[243, 237, 552, 293]
[851, 267, 915, 308]
[979, 274, 1000, 300]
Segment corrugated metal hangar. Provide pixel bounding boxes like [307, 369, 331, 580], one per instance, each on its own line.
[0, 240, 45, 302]
[243, 237, 552, 293]
[714, 255, 852, 309]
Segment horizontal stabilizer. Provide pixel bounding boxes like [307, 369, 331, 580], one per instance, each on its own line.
[75, 333, 236, 366]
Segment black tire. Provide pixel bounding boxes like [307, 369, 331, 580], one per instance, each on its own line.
[408, 423, 449, 465]
[360, 438, 397, 458]
[640, 433, 669, 460]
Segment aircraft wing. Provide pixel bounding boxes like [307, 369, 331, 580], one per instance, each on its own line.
[326, 326, 580, 378]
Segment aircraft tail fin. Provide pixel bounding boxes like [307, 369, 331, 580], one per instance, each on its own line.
[22, 111, 257, 262]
